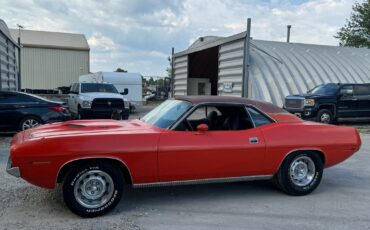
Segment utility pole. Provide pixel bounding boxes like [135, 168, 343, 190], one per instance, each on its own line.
[16, 24, 23, 91]
[242, 18, 251, 98]
[171, 47, 175, 98]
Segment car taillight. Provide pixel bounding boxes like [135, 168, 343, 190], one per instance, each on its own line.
[48, 106, 66, 113]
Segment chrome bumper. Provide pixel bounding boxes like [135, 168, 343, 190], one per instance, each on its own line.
[6, 157, 20, 178]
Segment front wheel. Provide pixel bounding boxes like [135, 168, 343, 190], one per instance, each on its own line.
[316, 109, 334, 124]
[62, 161, 124, 217]
[274, 152, 323, 196]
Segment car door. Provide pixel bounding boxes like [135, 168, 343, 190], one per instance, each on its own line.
[157, 104, 267, 182]
[353, 84, 370, 117]
[68, 84, 78, 113]
[0, 92, 14, 130]
[337, 85, 357, 118]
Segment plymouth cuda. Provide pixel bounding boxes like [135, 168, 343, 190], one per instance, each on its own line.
[7, 96, 361, 217]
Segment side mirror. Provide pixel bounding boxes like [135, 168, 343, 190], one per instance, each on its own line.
[196, 123, 208, 132]
[121, 88, 129, 95]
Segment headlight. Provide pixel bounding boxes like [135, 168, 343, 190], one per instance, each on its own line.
[123, 100, 129, 108]
[304, 99, 315, 106]
[82, 100, 92, 108]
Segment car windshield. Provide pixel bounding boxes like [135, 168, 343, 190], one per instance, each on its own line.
[81, 83, 118, 93]
[141, 99, 192, 129]
[307, 84, 339, 96]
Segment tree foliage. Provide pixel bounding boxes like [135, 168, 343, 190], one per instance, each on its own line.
[335, 0, 370, 48]
[115, 67, 128, 72]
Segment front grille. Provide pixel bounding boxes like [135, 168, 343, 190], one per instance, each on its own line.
[284, 98, 304, 109]
[91, 98, 124, 110]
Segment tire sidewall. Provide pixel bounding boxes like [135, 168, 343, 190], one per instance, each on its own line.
[280, 152, 323, 195]
[63, 162, 124, 217]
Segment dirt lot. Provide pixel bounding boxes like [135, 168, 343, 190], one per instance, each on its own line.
[0, 105, 370, 229]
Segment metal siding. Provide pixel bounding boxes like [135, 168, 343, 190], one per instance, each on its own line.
[0, 31, 18, 91]
[218, 40, 244, 97]
[249, 40, 370, 106]
[173, 55, 188, 96]
[20, 47, 89, 89]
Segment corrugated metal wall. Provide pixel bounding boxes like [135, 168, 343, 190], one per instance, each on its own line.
[249, 40, 370, 106]
[20, 47, 89, 89]
[173, 55, 188, 95]
[0, 26, 18, 91]
[218, 39, 244, 97]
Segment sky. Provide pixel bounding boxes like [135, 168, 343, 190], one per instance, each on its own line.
[0, 0, 359, 76]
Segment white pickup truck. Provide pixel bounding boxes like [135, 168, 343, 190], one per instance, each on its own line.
[68, 82, 130, 120]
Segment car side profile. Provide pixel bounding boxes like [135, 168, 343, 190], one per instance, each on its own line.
[0, 91, 70, 132]
[7, 96, 361, 217]
[284, 83, 370, 123]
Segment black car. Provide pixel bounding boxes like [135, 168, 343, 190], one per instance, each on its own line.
[284, 83, 370, 124]
[0, 91, 71, 132]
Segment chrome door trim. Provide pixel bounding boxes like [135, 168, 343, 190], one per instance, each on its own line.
[133, 175, 273, 188]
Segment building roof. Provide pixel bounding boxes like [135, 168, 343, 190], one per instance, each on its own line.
[0, 19, 19, 46]
[175, 95, 288, 114]
[9, 29, 89, 51]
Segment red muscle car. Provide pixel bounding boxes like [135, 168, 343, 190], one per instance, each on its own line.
[7, 96, 361, 217]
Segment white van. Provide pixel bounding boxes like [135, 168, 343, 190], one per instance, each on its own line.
[79, 72, 143, 107]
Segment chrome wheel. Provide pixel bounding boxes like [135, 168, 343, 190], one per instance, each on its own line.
[320, 113, 331, 123]
[73, 170, 114, 209]
[289, 156, 316, 187]
[22, 118, 40, 130]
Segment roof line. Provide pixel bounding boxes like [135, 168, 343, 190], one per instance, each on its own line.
[22, 44, 90, 51]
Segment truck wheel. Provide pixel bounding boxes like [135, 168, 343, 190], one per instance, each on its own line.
[316, 109, 333, 124]
[77, 106, 84, 120]
[274, 152, 323, 196]
[62, 161, 124, 217]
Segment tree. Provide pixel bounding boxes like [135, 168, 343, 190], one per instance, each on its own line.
[114, 68, 127, 72]
[335, 0, 370, 48]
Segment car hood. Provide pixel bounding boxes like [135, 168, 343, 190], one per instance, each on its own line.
[22, 119, 158, 140]
[80, 92, 123, 99]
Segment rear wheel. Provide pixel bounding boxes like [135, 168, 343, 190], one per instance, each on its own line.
[19, 116, 42, 131]
[62, 161, 124, 217]
[275, 152, 323, 195]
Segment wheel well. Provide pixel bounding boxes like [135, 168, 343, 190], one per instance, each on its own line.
[57, 158, 132, 185]
[281, 150, 326, 168]
[318, 104, 335, 116]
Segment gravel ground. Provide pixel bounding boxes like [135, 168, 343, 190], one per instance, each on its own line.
[1, 107, 370, 229]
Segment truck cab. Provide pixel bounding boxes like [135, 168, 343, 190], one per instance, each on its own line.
[284, 83, 370, 123]
[68, 82, 130, 120]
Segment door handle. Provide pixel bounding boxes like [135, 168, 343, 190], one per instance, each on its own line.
[352, 98, 358, 101]
[249, 137, 259, 144]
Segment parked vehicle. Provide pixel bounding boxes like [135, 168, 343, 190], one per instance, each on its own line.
[0, 91, 70, 132]
[284, 83, 370, 123]
[7, 96, 361, 217]
[79, 72, 143, 110]
[68, 82, 130, 120]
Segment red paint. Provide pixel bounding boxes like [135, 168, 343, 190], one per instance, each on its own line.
[9, 101, 361, 189]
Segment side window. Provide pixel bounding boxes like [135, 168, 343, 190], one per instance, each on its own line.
[177, 105, 254, 131]
[354, 85, 370, 96]
[247, 107, 272, 127]
[339, 85, 354, 96]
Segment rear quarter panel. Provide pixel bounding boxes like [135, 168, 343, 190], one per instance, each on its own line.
[260, 121, 361, 174]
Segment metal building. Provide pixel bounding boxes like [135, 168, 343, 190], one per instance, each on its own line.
[173, 32, 370, 106]
[0, 19, 19, 91]
[9, 29, 90, 91]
